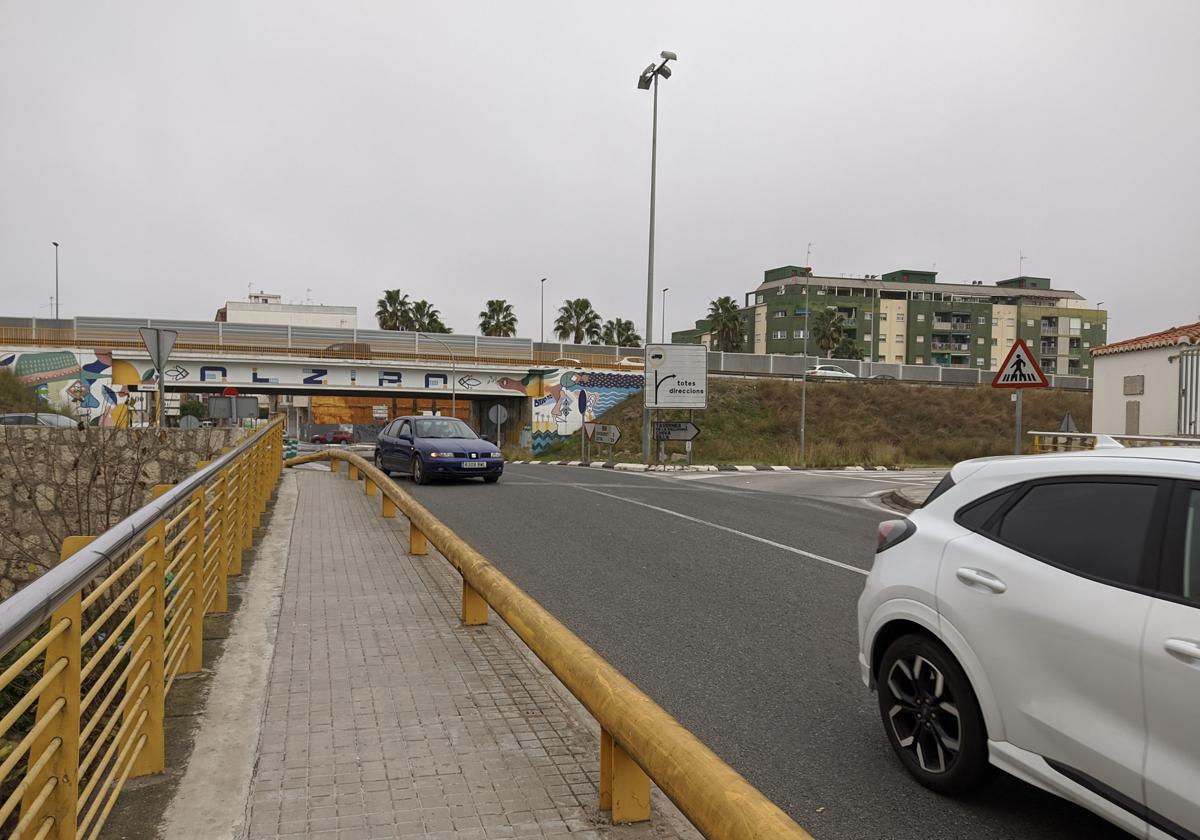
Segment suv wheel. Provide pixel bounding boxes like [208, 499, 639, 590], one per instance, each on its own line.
[877, 633, 989, 795]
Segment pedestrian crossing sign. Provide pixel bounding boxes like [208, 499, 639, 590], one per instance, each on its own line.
[992, 339, 1049, 388]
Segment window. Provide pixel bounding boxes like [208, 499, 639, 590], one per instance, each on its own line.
[773, 310, 787, 318]
[895, 334, 904, 343]
[990, 358, 998, 367]
[1179, 490, 1200, 602]
[863, 334, 872, 342]
[879, 334, 888, 343]
[916, 314, 926, 322]
[1083, 321, 1091, 330]
[1007, 337, 1015, 344]
[816, 288, 826, 296]
[1026, 319, 1034, 327]
[977, 337, 984, 345]
[864, 312, 873, 321]
[398, 420, 412, 437]
[795, 307, 809, 316]
[879, 313, 888, 321]
[916, 335, 924, 343]
[992, 318, 999, 326]
[976, 357, 985, 366]
[1007, 319, 1015, 327]
[896, 314, 906, 322]
[993, 481, 1160, 587]
[991, 338, 998, 346]
[793, 329, 806, 339]
[978, 316, 986, 325]
[957, 489, 1017, 532]
[914, 356, 924, 364]
[756, 294, 765, 304]
[771, 330, 787, 340]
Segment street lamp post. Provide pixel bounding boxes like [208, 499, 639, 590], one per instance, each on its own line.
[420, 334, 457, 418]
[661, 287, 670, 343]
[637, 50, 677, 464]
[52, 242, 60, 321]
[541, 278, 547, 346]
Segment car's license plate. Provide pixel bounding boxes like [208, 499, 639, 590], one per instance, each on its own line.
[462, 461, 486, 468]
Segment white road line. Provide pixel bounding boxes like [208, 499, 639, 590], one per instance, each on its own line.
[574, 485, 869, 577]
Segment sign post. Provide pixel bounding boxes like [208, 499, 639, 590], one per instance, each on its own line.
[991, 338, 1049, 454]
[138, 327, 178, 428]
[644, 344, 708, 465]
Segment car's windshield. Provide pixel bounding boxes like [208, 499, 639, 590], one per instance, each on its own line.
[414, 418, 476, 439]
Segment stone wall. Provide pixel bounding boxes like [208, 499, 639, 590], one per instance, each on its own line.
[0, 426, 243, 598]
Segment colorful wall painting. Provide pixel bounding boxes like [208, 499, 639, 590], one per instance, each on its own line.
[498, 368, 644, 454]
[0, 349, 133, 427]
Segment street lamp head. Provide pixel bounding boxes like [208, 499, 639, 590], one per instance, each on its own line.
[637, 64, 655, 90]
[51, 241, 59, 247]
[656, 63, 672, 79]
[660, 51, 677, 61]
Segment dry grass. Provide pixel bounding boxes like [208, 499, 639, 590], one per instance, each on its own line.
[537, 378, 1092, 467]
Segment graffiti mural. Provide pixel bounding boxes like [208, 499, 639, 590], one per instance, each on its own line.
[499, 368, 644, 454]
[0, 349, 136, 427]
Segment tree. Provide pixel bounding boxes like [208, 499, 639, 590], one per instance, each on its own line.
[180, 399, 206, 419]
[411, 300, 451, 333]
[0, 369, 38, 412]
[832, 337, 864, 360]
[375, 290, 413, 331]
[706, 296, 745, 353]
[478, 299, 518, 337]
[810, 308, 847, 357]
[599, 318, 642, 347]
[553, 299, 601, 345]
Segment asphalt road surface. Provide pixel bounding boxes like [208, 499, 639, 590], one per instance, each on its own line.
[404, 464, 1130, 840]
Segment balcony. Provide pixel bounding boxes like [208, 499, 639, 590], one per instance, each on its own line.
[1040, 343, 1057, 355]
[1041, 321, 1059, 334]
[932, 341, 971, 352]
[933, 320, 954, 330]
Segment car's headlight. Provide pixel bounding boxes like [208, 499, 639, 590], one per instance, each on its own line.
[427, 451, 456, 458]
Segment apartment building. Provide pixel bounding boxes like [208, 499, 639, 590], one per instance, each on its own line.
[673, 266, 1108, 375]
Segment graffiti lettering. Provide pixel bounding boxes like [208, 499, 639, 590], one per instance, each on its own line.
[425, 373, 448, 389]
[200, 365, 228, 382]
[302, 368, 329, 385]
[378, 370, 402, 386]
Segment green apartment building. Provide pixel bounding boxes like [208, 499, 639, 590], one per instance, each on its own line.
[673, 266, 1108, 376]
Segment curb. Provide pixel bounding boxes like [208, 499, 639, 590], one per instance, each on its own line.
[507, 460, 901, 473]
[881, 487, 930, 512]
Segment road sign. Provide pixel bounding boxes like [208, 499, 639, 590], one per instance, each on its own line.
[372, 405, 388, 420]
[138, 381, 159, 392]
[583, 422, 597, 440]
[178, 415, 201, 429]
[138, 327, 178, 373]
[592, 424, 621, 445]
[645, 344, 708, 409]
[653, 421, 700, 442]
[992, 339, 1049, 388]
[488, 405, 509, 425]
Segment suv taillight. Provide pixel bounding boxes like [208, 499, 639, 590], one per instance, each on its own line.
[877, 519, 916, 553]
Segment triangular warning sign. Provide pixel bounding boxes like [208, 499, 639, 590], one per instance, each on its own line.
[583, 422, 597, 440]
[992, 339, 1049, 389]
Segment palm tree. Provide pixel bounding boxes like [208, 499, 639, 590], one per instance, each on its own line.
[478, 299, 518, 337]
[411, 300, 451, 333]
[599, 318, 642, 347]
[706, 296, 745, 353]
[553, 299, 601, 345]
[375, 290, 413, 331]
[810, 308, 847, 357]
[832, 336, 863, 360]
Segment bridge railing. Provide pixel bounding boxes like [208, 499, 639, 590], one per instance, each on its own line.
[286, 448, 814, 840]
[0, 418, 283, 840]
[1028, 431, 1200, 452]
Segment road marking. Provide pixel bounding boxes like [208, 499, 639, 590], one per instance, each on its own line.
[573, 485, 869, 577]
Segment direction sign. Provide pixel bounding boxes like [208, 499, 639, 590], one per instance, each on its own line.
[372, 405, 388, 420]
[653, 421, 700, 442]
[992, 339, 1049, 389]
[592, 424, 621, 445]
[645, 344, 708, 409]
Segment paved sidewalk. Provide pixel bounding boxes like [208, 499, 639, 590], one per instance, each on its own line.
[245, 469, 690, 840]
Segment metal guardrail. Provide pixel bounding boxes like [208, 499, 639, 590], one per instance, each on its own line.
[0, 417, 284, 839]
[284, 448, 813, 840]
[1028, 431, 1200, 453]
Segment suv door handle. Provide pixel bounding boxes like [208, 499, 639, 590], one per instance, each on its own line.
[1164, 639, 1200, 661]
[956, 567, 1008, 594]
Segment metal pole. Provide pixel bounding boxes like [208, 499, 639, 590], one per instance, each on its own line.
[800, 280, 810, 467]
[1014, 389, 1023, 455]
[642, 73, 659, 465]
[53, 242, 59, 321]
[422, 334, 456, 417]
[662, 287, 669, 343]
[541, 278, 546, 345]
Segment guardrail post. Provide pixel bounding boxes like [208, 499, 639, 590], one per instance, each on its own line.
[600, 729, 651, 823]
[461, 579, 488, 626]
[409, 523, 428, 556]
[348, 461, 359, 481]
[231, 457, 247, 577]
[131, 493, 169, 777]
[381, 493, 396, 518]
[213, 468, 231, 613]
[183, 477, 206, 673]
[364, 477, 377, 497]
[330, 458, 341, 474]
[22, 537, 88, 839]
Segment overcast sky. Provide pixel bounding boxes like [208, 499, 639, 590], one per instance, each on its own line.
[2, 1, 1197, 343]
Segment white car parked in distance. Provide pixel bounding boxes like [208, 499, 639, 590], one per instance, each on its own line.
[858, 444, 1200, 838]
[804, 364, 857, 379]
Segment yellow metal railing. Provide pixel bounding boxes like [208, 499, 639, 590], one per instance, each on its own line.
[1029, 431, 1200, 453]
[286, 448, 814, 840]
[0, 418, 284, 840]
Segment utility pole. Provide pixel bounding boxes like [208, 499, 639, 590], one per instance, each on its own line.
[52, 242, 60, 320]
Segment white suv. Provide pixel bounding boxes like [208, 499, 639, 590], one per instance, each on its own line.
[858, 446, 1200, 838]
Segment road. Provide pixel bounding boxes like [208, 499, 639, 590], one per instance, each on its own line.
[404, 464, 1129, 840]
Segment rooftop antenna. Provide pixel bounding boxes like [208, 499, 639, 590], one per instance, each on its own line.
[247, 281, 253, 298]
[805, 242, 813, 270]
[305, 288, 313, 305]
[1019, 250, 1027, 277]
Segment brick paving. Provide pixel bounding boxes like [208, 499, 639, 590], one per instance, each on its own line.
[245, 469, 684, 840]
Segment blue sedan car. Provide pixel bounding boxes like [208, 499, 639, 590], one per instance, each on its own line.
[374, 416, 504, 485]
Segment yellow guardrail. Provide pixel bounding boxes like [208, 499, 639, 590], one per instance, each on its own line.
[286, 448, 814, 840]
[1029, 431, 1200, 453]
[0, 418, 284, 840]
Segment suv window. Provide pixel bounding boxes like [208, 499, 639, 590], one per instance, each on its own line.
[994, 480, 1160, 587]
[1163, 488, 1200, 606]
[1184, 490, 1200, 603]
[956, 489, 1016, 531]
